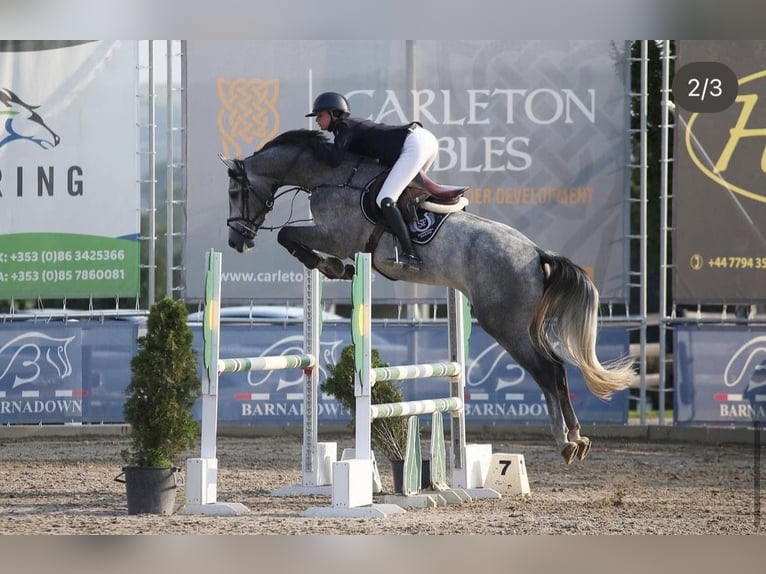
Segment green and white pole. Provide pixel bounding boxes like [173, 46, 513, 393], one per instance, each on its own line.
[200, 249, 222, 463]
[351, 251, 373, 462]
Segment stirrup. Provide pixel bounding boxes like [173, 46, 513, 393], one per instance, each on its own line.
[387, 251, 422, 271]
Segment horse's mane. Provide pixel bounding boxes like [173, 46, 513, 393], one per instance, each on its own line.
[260, 129, 328, 152]
[258, 128, 377, 170]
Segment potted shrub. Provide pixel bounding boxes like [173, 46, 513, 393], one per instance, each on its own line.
[324, 344, 426, 493]
[116, 297, 201, 515]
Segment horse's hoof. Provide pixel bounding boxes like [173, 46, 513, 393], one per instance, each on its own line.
[340, 264, 356, 280]
[576, 437, 592, 460]
[317, 257, 345, 279]
[561, 442, 578, 464]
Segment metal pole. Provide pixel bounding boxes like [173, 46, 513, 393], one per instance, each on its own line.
[148, 41, 156, 305]
[639, 41, 648, 424]
[447, 287, 467, 486]
[406, 40, 415, 119]
[166, 40, 174, 298]
[302, 267, 321, 485]
[659, 40, 672, 425]
[405, 40, 422, 314]
[180, 41, 188, 299]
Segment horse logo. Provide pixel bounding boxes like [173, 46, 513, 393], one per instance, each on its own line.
[244, 336, 344, 391]
[467, 341, 526, 391]
[0, 88, 61, 150]
[724, 335, 766, 397]
[217, 78, 280, 158]
[0, 332, 75, 389]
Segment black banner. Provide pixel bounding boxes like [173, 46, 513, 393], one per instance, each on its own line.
[673, 41, 766, 303]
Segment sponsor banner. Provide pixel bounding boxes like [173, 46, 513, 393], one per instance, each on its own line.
[0, 41, 140, 298]
[0, 322, 137, 424]
[185, 40, 630, 303]
[0, 320, 628, 426]
[191, 323, 629, 427]
[675, 325, 766, 425]
[673, 41, 766, 303]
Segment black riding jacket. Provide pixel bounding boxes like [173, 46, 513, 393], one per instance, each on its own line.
[312, 117, 414, 168]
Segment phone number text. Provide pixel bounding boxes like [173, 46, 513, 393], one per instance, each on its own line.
[2, 249, 127, 264]
[8, 269, 127, 283]
[707, 256, 766, 269]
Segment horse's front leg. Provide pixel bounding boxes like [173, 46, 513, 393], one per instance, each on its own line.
[278, 227, 355, 280]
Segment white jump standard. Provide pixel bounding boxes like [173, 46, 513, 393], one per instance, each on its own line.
[181, 250, 333, 515]
[304, 252, 500, 518]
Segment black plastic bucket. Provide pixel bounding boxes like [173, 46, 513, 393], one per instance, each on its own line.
[391, 459, 431, 494]
[116, 466, 179, 515]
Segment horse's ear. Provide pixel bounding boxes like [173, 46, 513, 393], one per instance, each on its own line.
[218, 153, 237, 170]
[219, 153, 247, 178]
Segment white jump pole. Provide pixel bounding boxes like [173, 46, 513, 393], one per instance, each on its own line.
[181, 249, 249, 515]
[182, 251, 333, 515]
[272, 266, 338, 496]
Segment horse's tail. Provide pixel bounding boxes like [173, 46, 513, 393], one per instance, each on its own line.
[530, 251, 634, 399]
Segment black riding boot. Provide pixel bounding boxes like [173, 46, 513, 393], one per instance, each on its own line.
[380, 198, 422, 271]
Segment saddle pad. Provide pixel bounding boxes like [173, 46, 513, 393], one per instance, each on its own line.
[359, 188, 451, 246]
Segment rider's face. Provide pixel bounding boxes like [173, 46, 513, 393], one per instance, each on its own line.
[315, 110, 332, 131]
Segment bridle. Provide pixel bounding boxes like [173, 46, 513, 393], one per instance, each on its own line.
[226, 143, 369, 241]
[226, 147, 308, 241]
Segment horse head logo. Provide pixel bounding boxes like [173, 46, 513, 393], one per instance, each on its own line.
[724, 335, 766, 396]
[0, 332, 75, 389]
[467, 341, 526, 390]
[0, 88, 61, 150]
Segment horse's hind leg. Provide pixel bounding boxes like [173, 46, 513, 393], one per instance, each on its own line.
[504, 347, 574, 462]
[534, 355, 592, 462]
[554, 361, 591, 461]
[509, 344, 586, 464]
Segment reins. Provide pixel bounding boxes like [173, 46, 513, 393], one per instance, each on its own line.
[230, 138, 376, 238]
[227, 147, 309, 234]
[245, 152, 370, 232]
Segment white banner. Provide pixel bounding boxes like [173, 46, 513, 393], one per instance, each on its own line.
[0, 41, 140, 298]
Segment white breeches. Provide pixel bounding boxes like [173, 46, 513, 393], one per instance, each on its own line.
[376, 126, 439, 207]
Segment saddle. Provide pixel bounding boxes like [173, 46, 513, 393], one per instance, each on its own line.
[366, 169, 468, 223]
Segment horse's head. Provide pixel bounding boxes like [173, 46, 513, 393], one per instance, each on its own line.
[221, 153, 277, 253]
[0, 88, 61, 150]
[222, 129, 328, 253]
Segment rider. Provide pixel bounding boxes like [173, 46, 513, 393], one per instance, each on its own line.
[306, 91, 439, 271]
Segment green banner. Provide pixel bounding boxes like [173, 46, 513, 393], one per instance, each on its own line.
[0, 233, 139, 298]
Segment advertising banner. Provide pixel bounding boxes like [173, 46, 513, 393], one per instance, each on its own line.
[0, 321, 137, 425]
[185, 40, 630, 303]
[673, 41, 766, 303]
[675, 325, 766, 425]
[0, 41, 140, 299]
[0, 320, 629, 427]
[192, 322, 629, 427]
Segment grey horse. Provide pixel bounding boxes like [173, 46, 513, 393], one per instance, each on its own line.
[224, 129, 634, 463]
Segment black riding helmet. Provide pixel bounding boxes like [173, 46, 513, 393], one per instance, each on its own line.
[305, 91, 351, 118]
